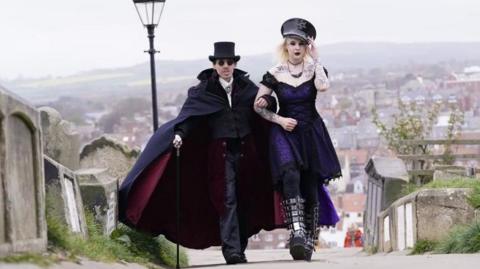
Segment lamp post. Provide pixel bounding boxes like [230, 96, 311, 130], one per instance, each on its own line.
[133, 0, 166, 132]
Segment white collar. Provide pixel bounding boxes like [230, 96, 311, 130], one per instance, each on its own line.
[219, 77, 233, 90]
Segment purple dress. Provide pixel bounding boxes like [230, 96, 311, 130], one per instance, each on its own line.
[261, 72, 341, 226]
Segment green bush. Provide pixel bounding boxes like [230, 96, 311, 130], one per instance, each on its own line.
[436, 221, 480, 253]
[400, 178, 480, 255]
[467, 184, 480, 209]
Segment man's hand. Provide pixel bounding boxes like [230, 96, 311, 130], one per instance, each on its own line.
[255, 97, 268, 109]
[173, 134, 183, 148]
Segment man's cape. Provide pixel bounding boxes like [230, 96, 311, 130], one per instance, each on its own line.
[118, 70, 283, 249]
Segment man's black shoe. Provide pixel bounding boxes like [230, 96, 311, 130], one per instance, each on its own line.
[225, 253, 244, 265]
[239, 253, 248, 263]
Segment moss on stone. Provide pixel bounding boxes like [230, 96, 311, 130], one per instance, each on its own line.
[80, 135, 140, 160]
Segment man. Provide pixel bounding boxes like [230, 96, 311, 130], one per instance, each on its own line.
[119, 42, 280, 265]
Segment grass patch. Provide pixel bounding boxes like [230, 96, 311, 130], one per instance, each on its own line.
[409, 240, 438, 255]
[0, 253, 59, 267]
[2, 191, 189, 268]
[467, 183, 480, 209]
[156, 235, 189, 268]
[46, 210, 189, 267]
[436, 221, 480, 254]
[363, 245, 378, 255]
[400, 182, 421, 197]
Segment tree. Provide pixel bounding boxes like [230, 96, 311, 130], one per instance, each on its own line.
[372, 99, 464, 185]
[371, 99, 464, 157]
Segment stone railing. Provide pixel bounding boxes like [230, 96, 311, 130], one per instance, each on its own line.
[398, 139, 480, 184]
[378, 188, 478, 252]
[364, 157, 409, 249]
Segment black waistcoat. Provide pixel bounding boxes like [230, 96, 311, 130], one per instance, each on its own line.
[204, 70, 254, 139]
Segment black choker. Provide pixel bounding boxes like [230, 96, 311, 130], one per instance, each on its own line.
[290, 72, 302, 78]
[287, 60, 303, 66]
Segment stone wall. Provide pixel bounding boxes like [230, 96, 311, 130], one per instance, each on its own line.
[0, 85, 47, 257]
[76, 168, 118, 235]
[44, 156, 88, 238]
[39, 107, 81, 170]
[378, 188, 476, 252]
[80, 135, 139, 184]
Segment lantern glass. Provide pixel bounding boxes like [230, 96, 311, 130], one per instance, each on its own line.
[133, 0, 166, 26]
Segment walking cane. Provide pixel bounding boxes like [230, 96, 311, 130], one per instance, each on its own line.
[176, 147, 181, 269]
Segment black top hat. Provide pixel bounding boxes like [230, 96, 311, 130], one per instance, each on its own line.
[281, 18, 316, 41]
[209, 42, 241, 62]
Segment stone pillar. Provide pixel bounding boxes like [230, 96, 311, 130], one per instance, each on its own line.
[75, 168, 118, 235]
[39, 107, 81, 170]
[364, 156, 408, 249]
[79, 135, 139, 185]
[44, 156, 87, 238]
[415, 188, 475, 242]
[0, 85, 47, 257]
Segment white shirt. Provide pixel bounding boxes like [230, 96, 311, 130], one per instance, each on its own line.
[219, 77, 233, 107]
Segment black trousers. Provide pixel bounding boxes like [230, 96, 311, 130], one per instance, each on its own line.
[219, 138, 248, 258]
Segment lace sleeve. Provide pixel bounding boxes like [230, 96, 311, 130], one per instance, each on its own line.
[314, 62, 330, 91]
[260, 72, 279, 91]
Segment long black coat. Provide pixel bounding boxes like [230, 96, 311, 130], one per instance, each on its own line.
[118, 68, 281, 249]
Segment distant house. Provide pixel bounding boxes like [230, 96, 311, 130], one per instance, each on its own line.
[399, 75, 436, 93]
[334, 111, 357, 128]
[345, 179, 365, 194]
[443, 67, 480, 92]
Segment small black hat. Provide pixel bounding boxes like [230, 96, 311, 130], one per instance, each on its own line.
[281, 18, 316, 41]
[209, 42, 241, 62]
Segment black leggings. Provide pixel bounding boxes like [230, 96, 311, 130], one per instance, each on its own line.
[281, 168, 319, 206]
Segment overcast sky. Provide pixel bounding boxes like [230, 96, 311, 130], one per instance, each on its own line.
[0, 0, 479, 79]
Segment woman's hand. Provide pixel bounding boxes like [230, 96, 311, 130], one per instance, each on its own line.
[279, 117, 297, 132]
[255, 97, 268, 109]
[307, 37, 319, 60]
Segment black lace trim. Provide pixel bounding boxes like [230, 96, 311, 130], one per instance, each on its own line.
[321, 172, 343, 186]
[260, 94, 278, 112]
[260, 72, 279, 90]
[273, 164, 342, 191]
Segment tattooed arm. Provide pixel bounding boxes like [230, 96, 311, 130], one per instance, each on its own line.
[303, 60, 330, 92]
[306, 37, 330, 91]
[313, 60, 330, 92]
[254, 84, 297, 132]
[254, 85, 280, 123]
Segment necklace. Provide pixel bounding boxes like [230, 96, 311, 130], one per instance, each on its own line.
[287, 60, 304, 78]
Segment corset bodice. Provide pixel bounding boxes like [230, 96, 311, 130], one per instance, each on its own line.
[275, 79, 319, 126]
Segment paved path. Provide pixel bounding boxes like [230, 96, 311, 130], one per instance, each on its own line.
[0, 260, 147, 269]
[2, 248, 480, 268]
[187, 247, 480, 269]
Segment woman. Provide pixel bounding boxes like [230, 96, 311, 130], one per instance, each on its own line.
[254, 18, 341, 261]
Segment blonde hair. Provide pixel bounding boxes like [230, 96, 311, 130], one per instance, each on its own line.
[276, 37, 311, 63]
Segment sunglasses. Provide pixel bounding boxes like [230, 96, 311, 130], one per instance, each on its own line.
[216, 59, 235, 66]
